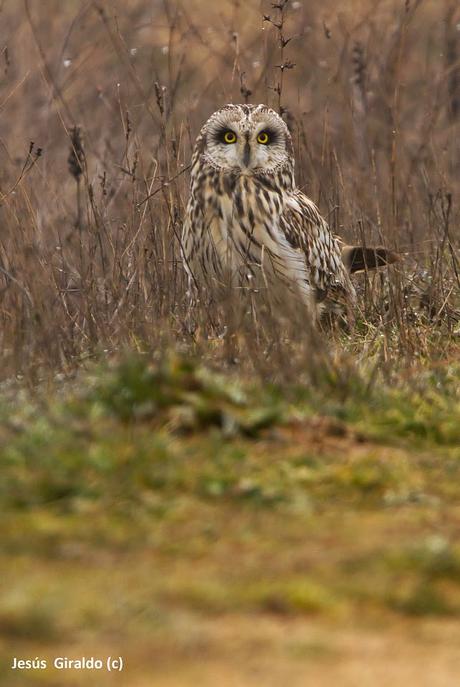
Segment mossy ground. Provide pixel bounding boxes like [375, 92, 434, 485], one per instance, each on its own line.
[1, 353, 460, 685]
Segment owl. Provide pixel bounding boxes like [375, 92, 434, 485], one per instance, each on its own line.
[181, 103, 397, 320]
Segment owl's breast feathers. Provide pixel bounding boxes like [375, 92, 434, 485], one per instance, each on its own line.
[182, 160, 355, 310]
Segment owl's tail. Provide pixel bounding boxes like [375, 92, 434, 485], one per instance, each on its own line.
[341, 245, 400, 274]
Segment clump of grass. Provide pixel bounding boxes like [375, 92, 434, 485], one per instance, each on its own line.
[176, 577, 339, 615]
[1, 351, 460, 521]
[87, 352, 282, 435]
[0, 607, 60, 642]
[386, 537, 460, 616]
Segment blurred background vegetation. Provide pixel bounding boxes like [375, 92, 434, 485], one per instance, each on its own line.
[1, 0, 459, 376]
[1, 0, 460, 685]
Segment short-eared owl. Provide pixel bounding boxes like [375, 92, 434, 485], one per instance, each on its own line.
[182, 103, 396, 318]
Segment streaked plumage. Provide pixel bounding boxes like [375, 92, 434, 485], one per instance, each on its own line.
[182, 104, 396, 319]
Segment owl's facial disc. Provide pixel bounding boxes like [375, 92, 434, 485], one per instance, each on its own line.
[203, 106, 291, 174]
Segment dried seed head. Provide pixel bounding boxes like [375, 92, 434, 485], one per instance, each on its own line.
[239, 72, 252, 103]
[68, 126, 85, 180]
[352, 41, 366, 90]
[446, 6, 459, 122]
[154, 82, 165, 116]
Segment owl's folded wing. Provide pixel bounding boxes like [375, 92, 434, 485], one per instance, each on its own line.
[280, 190, 355, 303]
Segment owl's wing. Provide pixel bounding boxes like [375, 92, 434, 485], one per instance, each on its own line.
[280, 190, 355, 304]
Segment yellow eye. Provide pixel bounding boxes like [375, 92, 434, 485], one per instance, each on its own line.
[223, 131, 237, 144]
[257, 131, 269, 144]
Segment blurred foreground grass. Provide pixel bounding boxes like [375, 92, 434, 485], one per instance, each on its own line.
[1, 352, 460, 686]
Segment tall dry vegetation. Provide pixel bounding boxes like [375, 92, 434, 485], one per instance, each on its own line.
[0, 0, 459, 383]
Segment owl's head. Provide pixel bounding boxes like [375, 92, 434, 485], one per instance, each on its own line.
[197, 104, 293, 176]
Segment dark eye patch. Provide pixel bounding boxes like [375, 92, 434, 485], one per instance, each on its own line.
[216, 128, 237, 144]
[257, 128, 278, 145]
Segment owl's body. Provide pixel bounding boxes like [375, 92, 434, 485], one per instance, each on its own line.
[182, 104, 392, 317]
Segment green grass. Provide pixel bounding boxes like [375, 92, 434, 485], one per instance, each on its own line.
[1, 351, 460, 682]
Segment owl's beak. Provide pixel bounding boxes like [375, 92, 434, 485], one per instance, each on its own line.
[243, 141, 251, 168]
